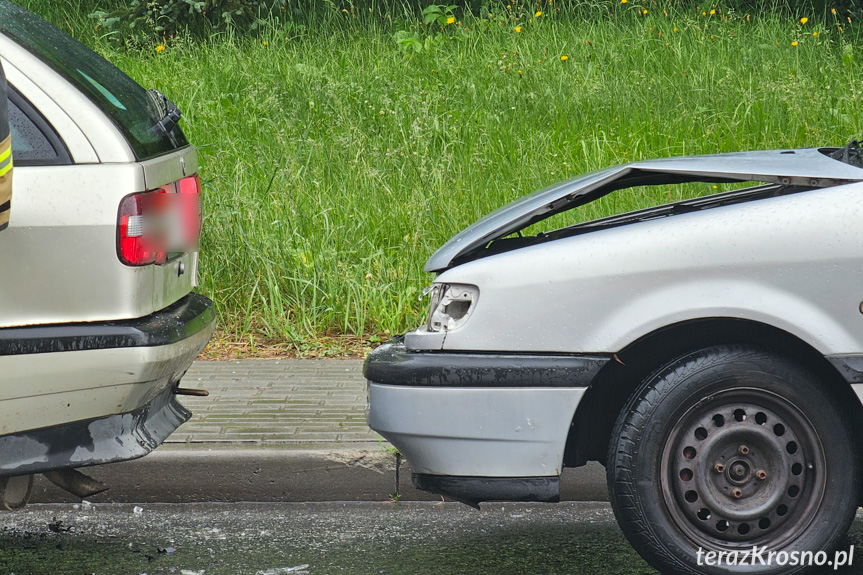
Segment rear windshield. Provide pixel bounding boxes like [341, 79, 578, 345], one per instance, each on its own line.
[0, 1, 187, 160]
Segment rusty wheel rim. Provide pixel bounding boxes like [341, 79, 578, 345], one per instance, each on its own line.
[660, 387, 826, 549]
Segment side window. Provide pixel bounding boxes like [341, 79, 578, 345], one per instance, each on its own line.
[7, 89, 71, 166]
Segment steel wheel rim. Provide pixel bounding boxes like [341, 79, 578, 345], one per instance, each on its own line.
[660, 387, 826, 550]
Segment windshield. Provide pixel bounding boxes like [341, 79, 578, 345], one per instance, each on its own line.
[0, 1, 187, 160]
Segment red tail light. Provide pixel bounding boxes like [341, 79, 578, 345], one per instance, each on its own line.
[117, 175, 202, 266]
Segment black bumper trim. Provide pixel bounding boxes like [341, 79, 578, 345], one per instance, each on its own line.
[0, 386, 190, 478]
[413, 473, 560, 507]
[826, 354, 863, 383]
[364, 340, 609, 388]
[0, 292, 215, 356]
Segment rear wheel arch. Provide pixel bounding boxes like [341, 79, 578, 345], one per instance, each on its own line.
[563, 318, 863, 471]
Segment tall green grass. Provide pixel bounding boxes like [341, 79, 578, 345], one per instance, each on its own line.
[13, 1, 863, 346]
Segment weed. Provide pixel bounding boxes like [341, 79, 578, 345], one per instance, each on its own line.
[16, 1, 863, 350]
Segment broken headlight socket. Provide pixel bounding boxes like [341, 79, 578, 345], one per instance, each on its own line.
[424, 283, 479, 332]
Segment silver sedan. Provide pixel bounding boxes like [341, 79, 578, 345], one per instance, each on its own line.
[367, 143, 863, 575]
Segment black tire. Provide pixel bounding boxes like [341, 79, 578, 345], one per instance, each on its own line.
[607, 346, 859, 575]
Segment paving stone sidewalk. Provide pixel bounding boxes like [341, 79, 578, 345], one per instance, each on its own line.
[166, 358, 381, 446]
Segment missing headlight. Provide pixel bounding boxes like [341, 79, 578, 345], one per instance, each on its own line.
[425, 283, 479, 332]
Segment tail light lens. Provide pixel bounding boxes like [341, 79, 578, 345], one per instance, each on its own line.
[117, 175, 201, 266]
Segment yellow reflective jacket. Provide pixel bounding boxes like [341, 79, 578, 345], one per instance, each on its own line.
[0, 62, 10, 231]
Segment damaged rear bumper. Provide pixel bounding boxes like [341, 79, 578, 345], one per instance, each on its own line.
[0, 292, 215, 475]
[0, 385, 189, 478]
[365, 340, 607, 504]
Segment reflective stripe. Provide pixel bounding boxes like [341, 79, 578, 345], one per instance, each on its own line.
[0, 134, 11, 229]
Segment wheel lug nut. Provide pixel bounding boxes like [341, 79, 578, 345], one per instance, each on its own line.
[738, 445, 750, 455]
[714, 463, 725, 473]
[756, 470, 767, 480]
[732, 488, 743, 499]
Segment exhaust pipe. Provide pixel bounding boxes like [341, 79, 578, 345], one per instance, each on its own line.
[173, 387, 209, 397]
[44, 469, 109, 498]
[0, 475, 33, 511]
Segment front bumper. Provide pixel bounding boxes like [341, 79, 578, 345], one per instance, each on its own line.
[365, 340, 607, 503]
[0, 292, 216, 475]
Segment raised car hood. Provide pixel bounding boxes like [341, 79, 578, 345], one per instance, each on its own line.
[426, 147, 863, 272]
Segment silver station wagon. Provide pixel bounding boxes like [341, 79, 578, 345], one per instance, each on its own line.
[0, 2, 214, 508]
[366, 143, 863, 574]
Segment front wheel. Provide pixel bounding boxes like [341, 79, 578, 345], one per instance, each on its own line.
[608, 346, 859, 575]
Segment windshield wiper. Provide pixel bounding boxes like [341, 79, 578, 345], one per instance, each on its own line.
[829, 139, 863, 168]
[146, 89, 182, 136]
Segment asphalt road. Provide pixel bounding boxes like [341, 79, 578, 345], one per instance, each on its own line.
[2, 502, 863, 575]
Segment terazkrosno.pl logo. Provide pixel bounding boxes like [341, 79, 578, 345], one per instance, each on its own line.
[697, 546, 855, 570]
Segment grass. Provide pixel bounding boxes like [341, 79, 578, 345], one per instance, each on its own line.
[11, 0, 863, 355]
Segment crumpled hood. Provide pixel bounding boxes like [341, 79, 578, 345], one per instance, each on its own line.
[425, 147, 863, 272]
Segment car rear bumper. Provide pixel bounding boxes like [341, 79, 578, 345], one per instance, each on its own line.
[365, 340, 606, 503]
[0, 291, 215, 356]
[0, 292, 216, 473]
[0, 385, 190, 478]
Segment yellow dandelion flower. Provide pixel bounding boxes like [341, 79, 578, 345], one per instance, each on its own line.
[813, 31, 818, 37]
[702, 11, 707, 16]
[800, 17, 808, 24]
[791, 41, 798, 46]
[710, 9, 715, 14]
[643, 9, 648, 14]
[673, 27, 678, 32]
[155, 44, 165, 53]
[621, 0, 627, 3]
[832, 8, 837, 14]
[446, 16, 455, 24]
[262, 40, 268, 46]
[535, 10, 542, 17]
[516, 25, 522, 32]
[560, 55, 568, 61]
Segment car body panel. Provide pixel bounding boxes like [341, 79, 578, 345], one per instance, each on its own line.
[426, 148, 863, 272]
[368, 382, 585, 477]
[0, 162, 199, 327]
[416, 183, 863, 356]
